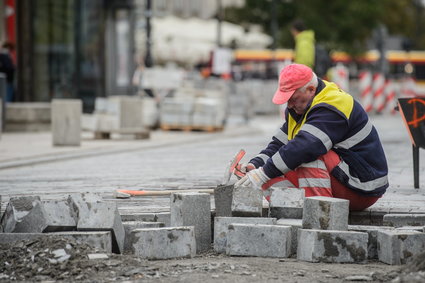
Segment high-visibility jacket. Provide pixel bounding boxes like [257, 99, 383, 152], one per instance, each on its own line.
[250, 79, 389, 196]
[294, 30, 315, 68]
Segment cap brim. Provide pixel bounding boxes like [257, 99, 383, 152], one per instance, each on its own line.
[272, 89, 295, 105]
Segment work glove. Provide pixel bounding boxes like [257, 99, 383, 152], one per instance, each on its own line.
[235, 167, 270, 190]
[234, 163, 255, 179]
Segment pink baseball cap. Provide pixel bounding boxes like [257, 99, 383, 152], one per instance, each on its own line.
[272, 64, 313, 105]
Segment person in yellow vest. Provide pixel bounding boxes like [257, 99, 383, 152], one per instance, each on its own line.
[290, 19, 315, 69]
[235, 64, 388, 211]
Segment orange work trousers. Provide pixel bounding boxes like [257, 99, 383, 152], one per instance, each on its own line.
[262, 150, 380, 211]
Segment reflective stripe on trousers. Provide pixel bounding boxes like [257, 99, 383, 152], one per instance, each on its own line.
[260, 150, 381, 211]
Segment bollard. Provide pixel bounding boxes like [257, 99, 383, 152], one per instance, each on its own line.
[51, 99, 82, 146]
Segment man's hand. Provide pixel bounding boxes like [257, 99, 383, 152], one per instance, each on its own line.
[234, 167, 270, 190]
[234, 163, 255, 179]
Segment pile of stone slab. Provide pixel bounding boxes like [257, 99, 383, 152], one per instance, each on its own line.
[81, 96, 150, 139]
[2, 187, 425, 265]
[159, 87, 227, 131]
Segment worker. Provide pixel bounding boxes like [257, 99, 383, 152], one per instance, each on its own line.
[290, 19, 315, 69]
[235, 64, 388, 211]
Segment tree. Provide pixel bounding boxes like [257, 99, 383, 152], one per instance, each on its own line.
[224, 0, 421, 56]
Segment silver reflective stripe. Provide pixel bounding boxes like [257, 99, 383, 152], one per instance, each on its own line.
[299, 178, 331, 188]
[299, 159, 327, 170]
[337, 161, 388, 191]
[255, 153, 269, 164]
[274, 128, 288, 144]
[335, 119, 373, 149]
[271, 153, 290, 174]
[301, 124, 333, 150]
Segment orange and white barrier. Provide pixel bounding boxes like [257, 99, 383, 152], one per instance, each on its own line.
[383, 79, 397, 115]
[372, 73, 386, 114]
[358, 70, 373, 113]
[400, 76, 417, 98]
[332, 63, 349, 92]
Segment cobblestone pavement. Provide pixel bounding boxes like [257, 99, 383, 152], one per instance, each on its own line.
[1, 114, 425, 214]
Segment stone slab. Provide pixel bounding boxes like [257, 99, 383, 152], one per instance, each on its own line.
[377, 229, 425, 265]
[77, 202, 125, 254]
[231, 185, 263, 217]
[170, 193, 211, 253]
[276, 218, 302, 256]
[302, 196, 349, 231]
[120, 212, 156, 222]
[214, 216, 277, 253]
[348, 225, 394, 259]
[123, 221, 164, 253]
[1, 196, 47, 233]
[269, 187, 304, 219]
[155, 212, 171, 227]
[130, 226, 196, 259]
[226, 224, 291, 258]
[297, 229, 368, 263]
[383, 214, 425, 228]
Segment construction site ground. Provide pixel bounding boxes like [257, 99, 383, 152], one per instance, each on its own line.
[1, 114, 425, 282]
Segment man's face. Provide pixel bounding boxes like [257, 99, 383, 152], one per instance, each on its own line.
[287, 86, 315, 115]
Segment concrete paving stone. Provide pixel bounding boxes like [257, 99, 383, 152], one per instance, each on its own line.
[0, 231, 112, 253]
[120, 212, 156, 222]
[123, 221, 165, 253]
[231, 185, 263, 217]
[77, 202, 125, 254]
[214, 184, 234, 217]
[370, 209, 390, 226]
[276, 218, 302, 256]
[226, 223, 291, 258]
[348, 225, 394, 259]
[42, 200, 77, 232]
[130, 226, 196, 259]
[383, 213, 425, 227]
[269, 187, 304, 219]
[302, 196, 349, 231]
[395, 226, 424, 232]
[170, 192, 211, 253]
[155, 212, 171, 227]
[297, 229, 368, 263]
[1, 196, 47, 233]
[377, 229, 425, 265]
[214, 216, 277, 253]
[67, 193, 103, 224]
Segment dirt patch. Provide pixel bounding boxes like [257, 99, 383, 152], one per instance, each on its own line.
[0, 237, 415, 282]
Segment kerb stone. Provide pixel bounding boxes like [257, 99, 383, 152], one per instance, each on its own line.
[377, 229, 425, 265]
[297, 229, 368, 263]
[226, 224, 291, 258]
[231, 185, 263, 217]
[269, 187, 304, 219]
[214, 184, 234, 217]
[42, 200, 76, 232]
[214, 217, 276, 253]
[170, 192, 211, 253]
[130, 227, 196, 259]
[348, 225, 394, 259]
[1, 196, 47, 233]
[123, 221, 165, 253]
[302, 196, 349, 231]
[276, 218, 302, 256]
[77, 201, 125, 254]
[383, 214, 425, 228]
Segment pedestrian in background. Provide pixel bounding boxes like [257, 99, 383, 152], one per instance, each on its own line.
[290, 19, 315, 69]
[0, 42, 16, 102]
[235, 64, 388, 211]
